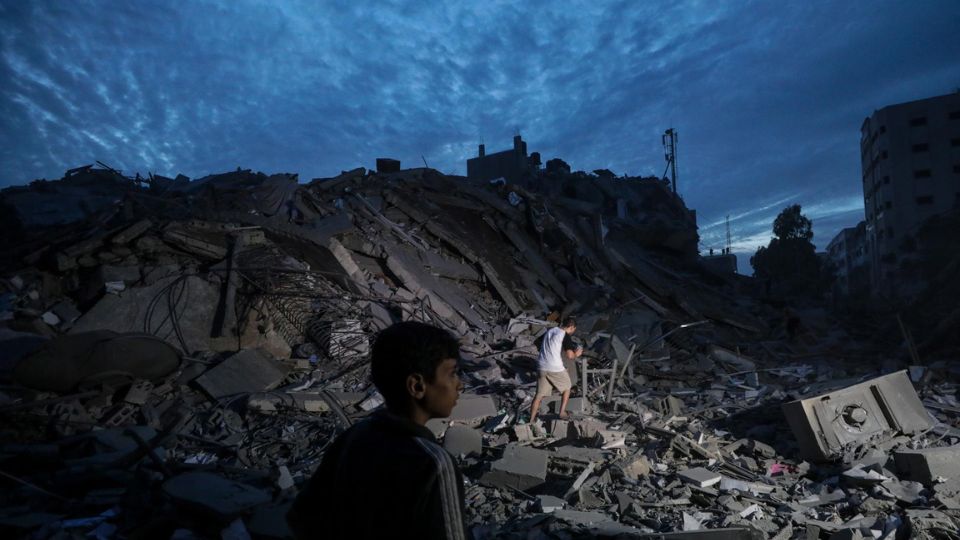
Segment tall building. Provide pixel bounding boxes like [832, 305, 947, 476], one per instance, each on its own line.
[859, 91, 960, 296]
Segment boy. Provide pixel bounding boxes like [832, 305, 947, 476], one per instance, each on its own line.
[529, 317, 582, 424]
[287, 321, 467, 540]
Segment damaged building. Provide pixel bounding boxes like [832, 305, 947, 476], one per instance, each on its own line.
[0, 159, 957, 540]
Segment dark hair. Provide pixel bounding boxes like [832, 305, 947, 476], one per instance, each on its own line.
[370, 321, 460, 409]
[561, 316, 577, 329]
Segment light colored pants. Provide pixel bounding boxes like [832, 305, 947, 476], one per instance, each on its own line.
[535, 370, 571, 400]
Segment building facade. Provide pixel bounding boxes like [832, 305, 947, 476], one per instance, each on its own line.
[466, 135, 541, 185]
[826, 221, 867, 297]
[859, 91, 960, 296]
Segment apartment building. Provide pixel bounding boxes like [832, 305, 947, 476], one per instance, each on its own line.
[859, 91, 960, 296]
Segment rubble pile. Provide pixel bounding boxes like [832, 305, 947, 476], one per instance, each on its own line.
[1, 164, 958, 539]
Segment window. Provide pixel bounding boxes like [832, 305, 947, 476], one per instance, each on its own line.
[954, 164, 960, 174]
[914, 169, 932, 178]
[880, 125, 887, 133]
[952, 138, 960, 147]
[910, 117, 927, 127]
[883, 176, 890, 184]
[916, 196, 934, 205]
[950, 111, 960, 120]
[881, 150, 888, 159]
[887, 227, 894, 239]
[912, 143, 929, 152]
[885, 201, 892, 210]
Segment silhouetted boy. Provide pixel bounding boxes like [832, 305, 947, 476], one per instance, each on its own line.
[287, 321, 468, 540]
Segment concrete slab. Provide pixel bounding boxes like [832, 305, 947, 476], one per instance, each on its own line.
[481, 443, 549, 491]
[678, 467, 721, 487]
[541, 396, 591, 415]
[70, 275, 220, 353]
[443, 425, 482, 457]
[163, 472, 270, 517]
[536, 494, 565, 513]
[631, 528, 765, 540]
[894, 445, 960, 485]
[194, 349, 289, 399]
[552, 445, 607, 462]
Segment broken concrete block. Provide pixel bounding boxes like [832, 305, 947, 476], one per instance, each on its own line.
[194, 349, 289, 399]
[618, 454, 652, 480]
[594, 429, 626, 449]
[655, 395, 684, 416]
[782, 370, 933, 461]
[541, 395, 591, 415]
[443, 425, 482, 457]
[536, 494, 565, 513]
[511, 424, 535, 442]
[678, 467, 721, 488]
[571, 419, 606, 439]
[719, 476, 775, 495]
[894, 445, 960, 485]
[481, 443, 549, 491]
[549, 419, 571, 438]
[163, 472, 270, 517]
[427, 393, 498, 430]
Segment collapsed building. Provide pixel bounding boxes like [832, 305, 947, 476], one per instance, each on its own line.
[0, 162, 957, 539]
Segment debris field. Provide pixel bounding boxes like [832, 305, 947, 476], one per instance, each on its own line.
[0, 163, 958, 539]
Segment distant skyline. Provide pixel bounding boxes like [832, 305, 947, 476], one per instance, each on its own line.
[2, 1, 959, 273]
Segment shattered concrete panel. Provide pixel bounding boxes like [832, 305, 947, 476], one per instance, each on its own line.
[70, 275, 220, 353]
[481, 443, 549, 491]
[194, 349, 289, 399]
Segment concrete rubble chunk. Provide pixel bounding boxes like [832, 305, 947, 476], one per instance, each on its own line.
[535, 494, 565, 513]
[194, 349, 289, 399]
[481, 443, 549, 491]
[426, 394, 498, 435]
[678, 467, 722, 488]
[893, 445, 960, 485]
[443, 425, 482, 457]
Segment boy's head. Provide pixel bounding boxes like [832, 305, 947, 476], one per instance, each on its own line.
[561, 316, 577, 334]
[370, 321, 463, 421]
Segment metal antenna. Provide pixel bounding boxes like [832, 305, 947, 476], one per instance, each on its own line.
[725, 215, 732, 254]
[661, 128, 678, 194]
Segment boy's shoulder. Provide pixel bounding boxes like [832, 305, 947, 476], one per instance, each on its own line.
[339, 411, 443, 461]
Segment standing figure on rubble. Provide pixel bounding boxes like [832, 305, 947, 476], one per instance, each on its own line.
[287, 321, 468, 540]
[529, 317, 582, 424]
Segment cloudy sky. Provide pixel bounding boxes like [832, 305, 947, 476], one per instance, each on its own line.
[2, 1, 958, 271]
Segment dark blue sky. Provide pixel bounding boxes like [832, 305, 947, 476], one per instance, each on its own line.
[2, 1, 959, 270]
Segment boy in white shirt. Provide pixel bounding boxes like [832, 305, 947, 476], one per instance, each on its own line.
[529, 317, 582, 424]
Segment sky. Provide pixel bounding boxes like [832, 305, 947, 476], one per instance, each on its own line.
[2, 1, 959, 273]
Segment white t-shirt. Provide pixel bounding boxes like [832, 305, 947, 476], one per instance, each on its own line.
[537, 327, 567, 372]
